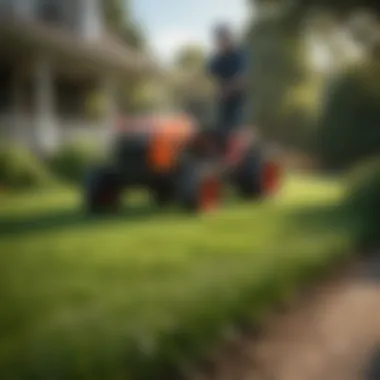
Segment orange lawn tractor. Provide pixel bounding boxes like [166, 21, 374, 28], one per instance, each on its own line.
[83, 114, 282, 213]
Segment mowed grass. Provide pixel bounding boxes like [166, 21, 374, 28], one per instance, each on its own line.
[0, 175, 355, 379]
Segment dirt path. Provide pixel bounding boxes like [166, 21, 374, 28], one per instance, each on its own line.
[196, 253, 380, 380]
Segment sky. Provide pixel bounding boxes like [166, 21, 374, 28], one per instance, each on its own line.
[130, 0, 250, 65]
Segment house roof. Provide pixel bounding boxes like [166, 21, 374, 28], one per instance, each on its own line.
[0, 17, 161, 77]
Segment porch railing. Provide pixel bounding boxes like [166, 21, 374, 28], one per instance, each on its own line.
[0, 114, 113, 151]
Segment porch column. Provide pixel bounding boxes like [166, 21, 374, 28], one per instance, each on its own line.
[101, 75, 118, 146]
[33, 55, 57, 153]
[81, 0, 103, 40]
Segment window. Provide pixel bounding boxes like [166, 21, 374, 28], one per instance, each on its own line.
[37, 0, 63, 24]
[0, 0, 14, 16]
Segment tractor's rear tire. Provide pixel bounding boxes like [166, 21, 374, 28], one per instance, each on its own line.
[177, 162, 200, 212]
[234, 148, 264, 199]
[84, 166, 122, 214]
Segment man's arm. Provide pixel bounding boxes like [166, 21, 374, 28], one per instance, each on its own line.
[225, 50, 248, 94]
[224, 52, 249, 96]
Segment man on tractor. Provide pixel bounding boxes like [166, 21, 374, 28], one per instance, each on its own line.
[207, 23, 248, 153]
[83, 24, 280, 214]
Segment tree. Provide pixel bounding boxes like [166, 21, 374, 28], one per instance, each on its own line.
[252, 0, 380, 17]
[101, 0, 152, 113]
[170, 45, 215, 124]
[175, 45, 206, 72]
[251, 0, 380, 49]
[102, 0, 145, 50]
[246, 0, 380, 152]
[315, 58, 380, 169]
[245, 10, 312, 146]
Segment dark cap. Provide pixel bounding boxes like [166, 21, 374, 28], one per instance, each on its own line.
[214, 23, 233, 39]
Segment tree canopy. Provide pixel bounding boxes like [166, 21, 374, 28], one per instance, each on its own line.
[175, 45, 206, 72]
[171, 45, 215, 124]
[101, 0, 145, 49]
[253, 0, 380, 17]
[247, 0, 380, 166]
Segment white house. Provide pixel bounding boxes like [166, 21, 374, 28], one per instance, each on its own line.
[0, 0, 156, 153]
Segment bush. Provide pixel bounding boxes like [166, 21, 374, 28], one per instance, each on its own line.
[50, 142, 104, 184]
[0, 144, 50, 190]
[85, 91, 107, 121]
[345, 156, 380, 244]
[316, 62, 380, 171]
[346, 156, 380, 218]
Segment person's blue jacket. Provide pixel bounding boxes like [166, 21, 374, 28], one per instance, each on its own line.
[208, 47, 248, 103]
[207, 47, 248, 129]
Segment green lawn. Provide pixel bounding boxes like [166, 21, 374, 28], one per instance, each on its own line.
[0, 175, 356, 379]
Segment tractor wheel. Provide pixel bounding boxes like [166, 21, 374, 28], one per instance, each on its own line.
[151, 178, 176, 207]
[234, 148, 263, 199]
[177, 161, 221, 213]
[84, 166, 122, 214]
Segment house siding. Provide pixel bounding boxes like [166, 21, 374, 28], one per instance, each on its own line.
[0, 0, 103, 40]
[80, 0, 103, 40]
[0, 0, 15, 15]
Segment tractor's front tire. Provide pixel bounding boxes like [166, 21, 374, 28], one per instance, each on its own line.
[234, 148, 264, 199]
[84, 166, 122, 214]
[177, 162, 200, 212]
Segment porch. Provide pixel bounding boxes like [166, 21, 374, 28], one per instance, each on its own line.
[0, 17, 157, 153]
[0, 52, 118, 152]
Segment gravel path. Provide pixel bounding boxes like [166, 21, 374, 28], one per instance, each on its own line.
[196, 253, 380, 380]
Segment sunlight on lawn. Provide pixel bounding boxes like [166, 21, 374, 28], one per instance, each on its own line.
[0, 174, 353, 379]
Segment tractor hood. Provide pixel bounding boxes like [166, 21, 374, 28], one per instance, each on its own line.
[115, 114, 197, 141]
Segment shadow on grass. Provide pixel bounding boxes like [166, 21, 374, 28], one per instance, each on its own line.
[0, 199, 347, 240]
[0, 203, 183, 237]
[285, 203, 347, 230]
[289, 203, 380, 283]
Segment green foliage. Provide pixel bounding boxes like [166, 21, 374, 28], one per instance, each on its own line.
[85, 91, 108, 121]
[102, 0, 145, 49]
[246, 11, 314, 148]
[129, 80, 167, 113]
[345, 156, 380, 222]
[49, 142, 104, 184]
[252, 0, 380, 17]
[0, 144, 50, 190]
[298, 0, 380, 14]
[101, 0, 148, 111]
[172, 44, 215, 122]
[316, 61, 380, 170]
[102, 0, 124, 30]
[176, 45, 206, 72]
[248, 0, 380, 153]
[344, 156, 380, 245]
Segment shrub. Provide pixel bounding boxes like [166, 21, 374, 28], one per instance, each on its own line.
[85, 91, 107, 121]
[0, 144, 50, 190]
[345, 156, 380, 245]
[316, 62, 380, 171]
[50, 142, 104, 184]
